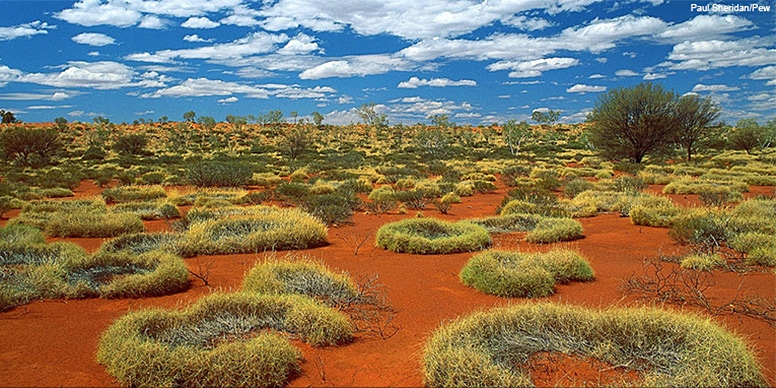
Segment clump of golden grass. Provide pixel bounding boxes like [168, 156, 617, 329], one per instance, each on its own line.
[423, 303, 766, 387]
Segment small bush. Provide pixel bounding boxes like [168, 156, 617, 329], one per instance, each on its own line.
[301, 193, 358, 225]
[186, 161, 252, 187]
[630, 196, 681, 227]
[113, 134, 148, 155]
[460, 248, 594, 297]
[376, 218, 490, 254]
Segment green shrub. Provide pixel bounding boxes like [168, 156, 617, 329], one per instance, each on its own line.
[0, 126, 62, 166]
[669, 209, 730, 250]
[301, 193, 358, 225]
[186, 161, 252, 187]
[177, 209, 328, 257]
[460, 249, 594, 297]
[629, 196, 681, 227]
[563, 178, 595, 198]
[98, 293, 353, 387]
[102, 185, 167, 203]
[376, 218, 490, 254]
[113, 134, 148, 155]
[395, 189, 435, 209]
[423, 303, 765, 387]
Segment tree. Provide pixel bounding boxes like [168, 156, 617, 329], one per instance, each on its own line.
[429, 114, 453, 129]
[93, 116, 110, 125]
[531, 109, 561, 127]
[587, 82, 679, 163]
[502, 120, 531, 156]
[54, 117, 68, 130]
[0, 110, 17, 124]
[356, 103, 388, 128]
[728, 119, 773, 154]
[183, 111, 196, 122]
[0, 126, 62, 166]
[674, 94, 721, 161]
[289, 111, 298, 125]
[197, 116, 216, 130]
[158, 116, 169, 123]
[262, 110, 283, 125]
[311, 111, 324, 126]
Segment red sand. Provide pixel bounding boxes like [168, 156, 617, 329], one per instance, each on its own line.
[0, 181, 774, 387]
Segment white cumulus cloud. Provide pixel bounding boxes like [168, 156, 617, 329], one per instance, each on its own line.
[566, 84, 606, 93]
[72, 32, 115, 46]
[397, 77, 477, 88]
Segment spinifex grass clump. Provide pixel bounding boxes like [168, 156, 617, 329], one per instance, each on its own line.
[9, 197, 145, 237]
[460, 248, 594, 297]
[9, 198, 107, 230]
[102, 185, 168, 203]
[470, 213, 583, 244]
[663, 177, 748, 199]
[0, 224, 189, 311]
[100, 232, 181, 254]
[97, 293, 353, 388]
[167, 188, 250, 206]
[111, 201, 180, 220]
[376, 218, 490, 254]
[45, 210, 144, 238]
[65, 250, 189, 298]
[243, 256, 358, 305]
[423, 303, 766, 387]
[177, 208, 328, 257]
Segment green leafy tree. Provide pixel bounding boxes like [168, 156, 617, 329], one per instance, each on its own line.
[531, 109, 561, 128]
[674, 94, 721, 161]
[728, 119, 772, 154]
[262, 110, 283, 125]
[429, 114, 453, 129]
[183, 111, 196, 122]
[311, 111, 324, 126]
[0, 110, 17, 124]
[587, 82, 679, 163]
[502, 120, 532, 156]
[356, 103, 389, 128]
[197, 116, 216, 130]
[54, 117, 68, 130]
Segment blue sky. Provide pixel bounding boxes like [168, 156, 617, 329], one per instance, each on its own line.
[0, 0, 774, 125]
